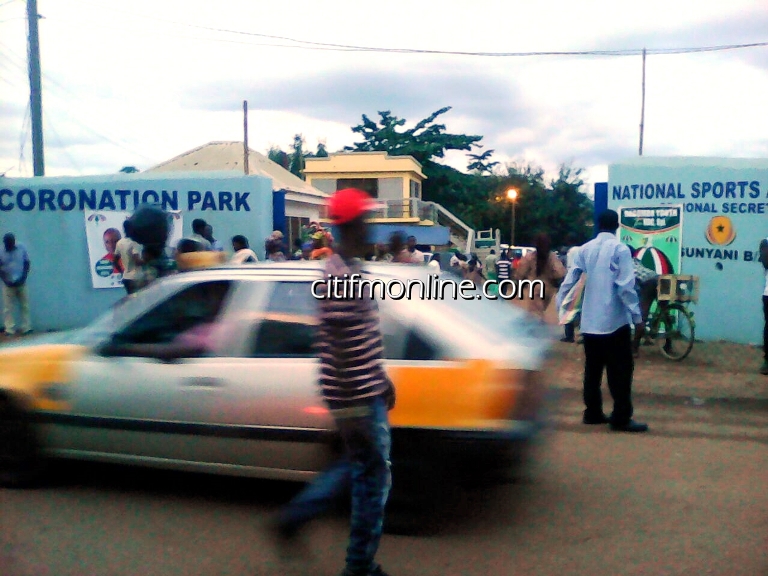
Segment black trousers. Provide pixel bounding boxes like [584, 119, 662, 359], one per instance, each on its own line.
[763, 296, 768, 361]
[582, 324, 634, 425]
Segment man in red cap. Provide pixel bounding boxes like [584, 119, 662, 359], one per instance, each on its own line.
[272, 189, 395, 576]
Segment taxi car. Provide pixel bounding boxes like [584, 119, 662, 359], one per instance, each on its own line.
[0, 262, 552, 525]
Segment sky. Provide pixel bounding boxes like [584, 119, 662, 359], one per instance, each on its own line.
[2, 0, 768, 192]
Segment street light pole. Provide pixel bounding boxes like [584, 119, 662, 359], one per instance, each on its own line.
[511, 201, 516, 246]
[506, 188, 518, 245]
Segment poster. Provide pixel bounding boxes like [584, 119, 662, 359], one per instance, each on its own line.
[618, 205, 682, 274]
[84, 210, 183, 289]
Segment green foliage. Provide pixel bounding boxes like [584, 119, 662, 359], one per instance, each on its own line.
[267, 146, 289, 170]
[467, 150, 499, 174]
[345, 107, 483, 165]
[288, 134, 306, 179]
[119, 166, 139, 173]
[271, 107, 595, 248]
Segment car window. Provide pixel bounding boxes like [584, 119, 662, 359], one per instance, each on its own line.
[112, 280, 233, 345]
[248, 282, 319, 357]
[403, 328, 440, 361]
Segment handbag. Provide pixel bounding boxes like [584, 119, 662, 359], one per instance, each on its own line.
[558, 273, 587, 325]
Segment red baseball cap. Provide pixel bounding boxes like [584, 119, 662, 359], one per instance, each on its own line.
[327, 188, 382, 225]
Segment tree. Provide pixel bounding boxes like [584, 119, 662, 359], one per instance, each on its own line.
[119, 166, 139, 173]
[345, 107, 483, 166]
[267, 146, 289, 170]
[288, 134, 306, 179]
[315, 141, 329, 158]
[467, 149, 499, 174]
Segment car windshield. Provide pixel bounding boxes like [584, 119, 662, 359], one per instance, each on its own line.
[72, 281, 181, 346]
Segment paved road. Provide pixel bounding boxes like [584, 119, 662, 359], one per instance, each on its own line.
[2, 392, 766, 576]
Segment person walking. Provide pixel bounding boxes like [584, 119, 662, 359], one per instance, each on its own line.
[515, 233, 566, 320]
[484, 249, 498, 281]
[495, 248, 513, 297]
[556, 210, 648, 433]
[271, 188, 395, 576]
[760, 236, 768, 375]
[0, 233, 32, 336]
[114, 223, 144, 294]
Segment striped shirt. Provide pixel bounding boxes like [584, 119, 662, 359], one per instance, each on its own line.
[316, 254, 389, 410]
[496, 258, 512, 281]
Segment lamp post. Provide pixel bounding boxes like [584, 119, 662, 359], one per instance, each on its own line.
[506, 188, 518, 245]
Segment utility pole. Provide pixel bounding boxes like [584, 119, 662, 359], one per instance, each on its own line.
[243, 100, 249, 175]
[639, 48, 646, 156]
[27, 0, 45, 176]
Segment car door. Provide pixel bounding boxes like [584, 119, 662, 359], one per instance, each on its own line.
[53, 278, 238, 465]
[191, 278, 336, 477]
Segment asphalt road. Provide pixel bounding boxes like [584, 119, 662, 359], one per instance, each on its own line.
[2, 391, 766, 576]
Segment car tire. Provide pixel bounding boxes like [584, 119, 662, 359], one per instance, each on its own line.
[0, 396, 44, 488]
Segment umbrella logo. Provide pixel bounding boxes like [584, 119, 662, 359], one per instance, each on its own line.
[705, 216, 735, 246]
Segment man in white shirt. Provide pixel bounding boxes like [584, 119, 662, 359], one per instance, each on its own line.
[204, 224, 225, 252]
[230, 235, 258, 264]
[759, 236, 768, 375]
[114, 225, 144, 294]
[0, 233, 31, 335]
[189, 219, 213, 251]
[557, 210, 647, 433]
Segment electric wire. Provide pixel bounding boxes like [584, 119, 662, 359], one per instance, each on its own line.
[64, 0, 768, 58]
[43, 109, 83, 174]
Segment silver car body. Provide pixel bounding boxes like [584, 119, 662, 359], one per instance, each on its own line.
[0, 262, 552, 483]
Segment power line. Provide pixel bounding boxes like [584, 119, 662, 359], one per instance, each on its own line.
[64, 0, 768, 58]
[43, 109, 82, 174]
[18, 102, 30, 176]
[1, 39, 155, 163]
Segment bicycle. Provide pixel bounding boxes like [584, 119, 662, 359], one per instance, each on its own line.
[637, 274, 698, 361]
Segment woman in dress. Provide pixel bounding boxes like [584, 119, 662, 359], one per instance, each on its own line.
[515, 233, 566, 320]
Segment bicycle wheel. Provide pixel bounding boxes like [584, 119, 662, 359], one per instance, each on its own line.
[656, 303, 695, 361]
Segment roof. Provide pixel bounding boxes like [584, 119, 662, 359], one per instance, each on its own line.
[304, 151, 426, 180]
[146, 141, 327, 199]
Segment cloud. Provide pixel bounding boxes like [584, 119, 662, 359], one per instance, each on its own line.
[592, 8, 768, 71]
[185, 67, 534, 141]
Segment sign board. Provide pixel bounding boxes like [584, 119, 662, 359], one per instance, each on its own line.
[0, 172, 273, 331]
[84, 209, 183, 289]
[608, 157, 768, 344]
[618, 205, 682, 274]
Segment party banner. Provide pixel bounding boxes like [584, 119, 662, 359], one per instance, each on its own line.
[84, 210, 183, 289]
[618, 205, 682, 274]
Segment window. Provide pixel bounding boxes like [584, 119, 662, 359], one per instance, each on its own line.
[249, 282, 319, 357]
[403, 329, 439, 361]
[286, 216, 310, 253]
[112, 281, 232, 345]
[337, 178, 378, 198]
[409, 180, 421, 199]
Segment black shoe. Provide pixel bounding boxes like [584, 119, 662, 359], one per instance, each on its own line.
[609, 420, 648, 433]
[582, 413, 610, 425]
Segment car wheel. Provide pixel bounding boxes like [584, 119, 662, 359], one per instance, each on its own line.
[0, 397, 44, 488]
